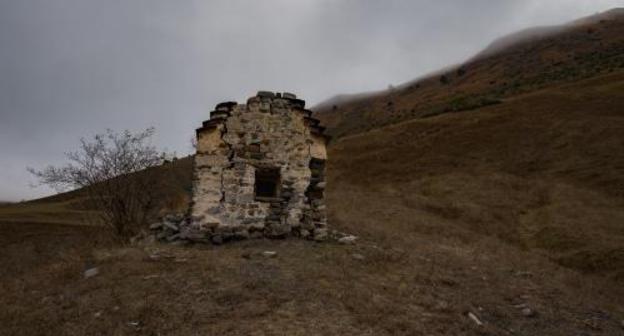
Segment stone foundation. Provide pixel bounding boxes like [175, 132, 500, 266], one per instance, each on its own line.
[180, 92, 329, 243]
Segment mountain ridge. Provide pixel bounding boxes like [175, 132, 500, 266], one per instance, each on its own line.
[314, 8, 624, 138]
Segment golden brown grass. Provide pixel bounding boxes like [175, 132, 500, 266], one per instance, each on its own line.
[2, 219, 623, 335]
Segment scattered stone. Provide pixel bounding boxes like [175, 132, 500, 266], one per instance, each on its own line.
[434, 300, 450, 312]
[147, 254, 159, 261]
[147, 251, 175, 261]
[249, 231, 264, 239]
[299, 229, 310, 238]
[514, 271, 533, 278]
[168, 240, 189, 246]
[166, 233, 180, 242]
[129, 234, 141, 245]
[467, 312, 483, 326]
[180, 229, 207, 242]
[142, 234, 157, 245]
[162, 220, 179, 232]
[351, 253, 365, 260]
[314, 228, 329, 241]
[83, 267, 99, 279]
[233, 230, 250, 240]
[93, 311, 102, 318]
[262, 251, 277, 258]
[211, 235, 223, 245]
[149, 213, 187, 242]
[165, 213, 185, 222]
[127, 321, 141, 328]
[338, 235, 358, 245]
[521, 307, 536, 317]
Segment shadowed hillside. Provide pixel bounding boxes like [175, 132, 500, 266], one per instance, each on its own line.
[0, 157, 193, 225]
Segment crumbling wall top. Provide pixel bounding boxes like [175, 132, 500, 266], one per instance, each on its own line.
[196, 91, 329, 141]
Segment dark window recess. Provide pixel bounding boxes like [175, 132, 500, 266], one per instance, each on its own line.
[255, 168, 280, 199]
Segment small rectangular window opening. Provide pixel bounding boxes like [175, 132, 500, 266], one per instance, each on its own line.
[255, 168, 280, 200]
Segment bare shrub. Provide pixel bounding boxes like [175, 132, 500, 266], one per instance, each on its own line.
[28, 128, 171, 239]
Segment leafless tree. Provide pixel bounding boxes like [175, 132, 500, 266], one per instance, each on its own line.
[28, 128, 171, 238]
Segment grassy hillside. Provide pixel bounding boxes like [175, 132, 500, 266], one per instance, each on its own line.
[328, 71, 624, 281]
[315, 9, 624, 138]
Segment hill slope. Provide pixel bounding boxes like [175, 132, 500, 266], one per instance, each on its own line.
[315, 8, 624, 138]
[328, 71, 624, 280]
[0, 157, 193, 225]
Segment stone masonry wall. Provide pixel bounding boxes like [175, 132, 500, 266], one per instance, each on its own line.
[181, 92, 328, 243]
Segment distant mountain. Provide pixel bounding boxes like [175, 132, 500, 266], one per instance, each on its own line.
[314, 8, 624, 138]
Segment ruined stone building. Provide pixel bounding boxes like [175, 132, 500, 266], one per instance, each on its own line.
[180, 92, 329, 243]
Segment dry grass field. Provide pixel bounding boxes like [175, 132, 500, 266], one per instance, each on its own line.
[1, 218, 622, 335]
[1, 72, 624, 335]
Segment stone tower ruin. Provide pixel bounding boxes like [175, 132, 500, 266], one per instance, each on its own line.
[180, 92, 329, 243]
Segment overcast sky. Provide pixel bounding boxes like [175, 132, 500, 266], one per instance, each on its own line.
[1, 0, 622, 201]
